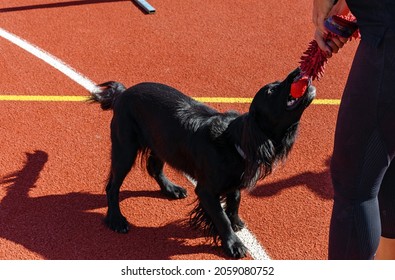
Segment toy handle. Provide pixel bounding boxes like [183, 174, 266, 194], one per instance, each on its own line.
[324, 15, 358, 38]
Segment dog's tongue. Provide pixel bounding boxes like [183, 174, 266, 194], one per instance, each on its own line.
[290, 76, 309, 98]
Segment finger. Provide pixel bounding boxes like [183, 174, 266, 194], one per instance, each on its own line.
[327, 40, 340, 53]
[315, 14, 328, 35]
[331, 36, 345, 49]
[338, 36, 349, 44]
[314, 29, 332, 56]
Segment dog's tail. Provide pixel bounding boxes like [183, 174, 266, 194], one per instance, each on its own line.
[89, 81, 126, 110]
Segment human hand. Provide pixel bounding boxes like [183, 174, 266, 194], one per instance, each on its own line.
[312, 0, 350, 56]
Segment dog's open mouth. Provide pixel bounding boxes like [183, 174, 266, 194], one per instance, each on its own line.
[287, 94, 300, 109]
[286, 85, 314, 111]
[286, 91, 305, 110]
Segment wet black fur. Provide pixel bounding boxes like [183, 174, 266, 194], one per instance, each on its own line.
[89, 68, 315, 259]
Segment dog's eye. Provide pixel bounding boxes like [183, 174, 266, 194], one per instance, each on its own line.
[267, 86, 277, 95]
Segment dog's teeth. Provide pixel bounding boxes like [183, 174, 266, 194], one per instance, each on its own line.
[287, 100, 295, 106]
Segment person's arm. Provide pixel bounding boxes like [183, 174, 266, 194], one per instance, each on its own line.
[312, 0, 350, 56]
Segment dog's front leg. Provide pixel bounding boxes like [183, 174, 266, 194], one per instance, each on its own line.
[195, 187, 248, 259]
[225, 190, 245, 232]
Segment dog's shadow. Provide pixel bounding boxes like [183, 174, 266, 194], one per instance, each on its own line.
[0, 151, 218, 259]
[251, 157, 334, 200]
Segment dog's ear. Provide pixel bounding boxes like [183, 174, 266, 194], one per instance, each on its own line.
[239, 117, 276, 189]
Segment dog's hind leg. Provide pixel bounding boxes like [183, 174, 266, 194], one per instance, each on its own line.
[225, 190, 245, 232]
[146, 152, 187, 199]
[105, 120, 138, 233]
[194, 186, 248, 259]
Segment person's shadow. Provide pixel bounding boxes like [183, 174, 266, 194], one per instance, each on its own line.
[0, 151, 218, 259]
[250, 157, 334, 200]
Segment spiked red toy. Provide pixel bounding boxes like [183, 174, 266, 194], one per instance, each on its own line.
[290, 14, 360, 98]
[290, 76, 310, 98]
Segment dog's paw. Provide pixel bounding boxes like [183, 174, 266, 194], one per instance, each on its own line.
[104, 215, 129, 233]
[222, 236, 248, 259]
[162, 184, 187, 199]
[227, 213, 245, 232]
[231, 218, 245, 232]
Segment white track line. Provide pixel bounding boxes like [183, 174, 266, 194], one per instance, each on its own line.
[0, 27, 100, 93]
[184, 174, 271, 260]
[0, 26, 270, 260]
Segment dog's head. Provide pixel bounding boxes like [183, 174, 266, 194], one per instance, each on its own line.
[240, 68, 315, 189]
[249, 68, 316, 141]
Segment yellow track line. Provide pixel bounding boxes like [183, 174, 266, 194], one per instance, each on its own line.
[312, 99, 341, 105]
[0, 95, 340, 105]
[196, 97, 252, 103]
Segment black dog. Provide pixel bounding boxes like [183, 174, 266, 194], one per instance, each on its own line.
[90, 68, 315, 258]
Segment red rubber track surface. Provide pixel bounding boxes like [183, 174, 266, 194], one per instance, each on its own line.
[0, 0, 357, 260]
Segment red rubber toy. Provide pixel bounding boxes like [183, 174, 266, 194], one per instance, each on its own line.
[290, 76, 309, 98]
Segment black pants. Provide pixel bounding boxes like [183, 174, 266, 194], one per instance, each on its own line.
[329, 29, 395, 259]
